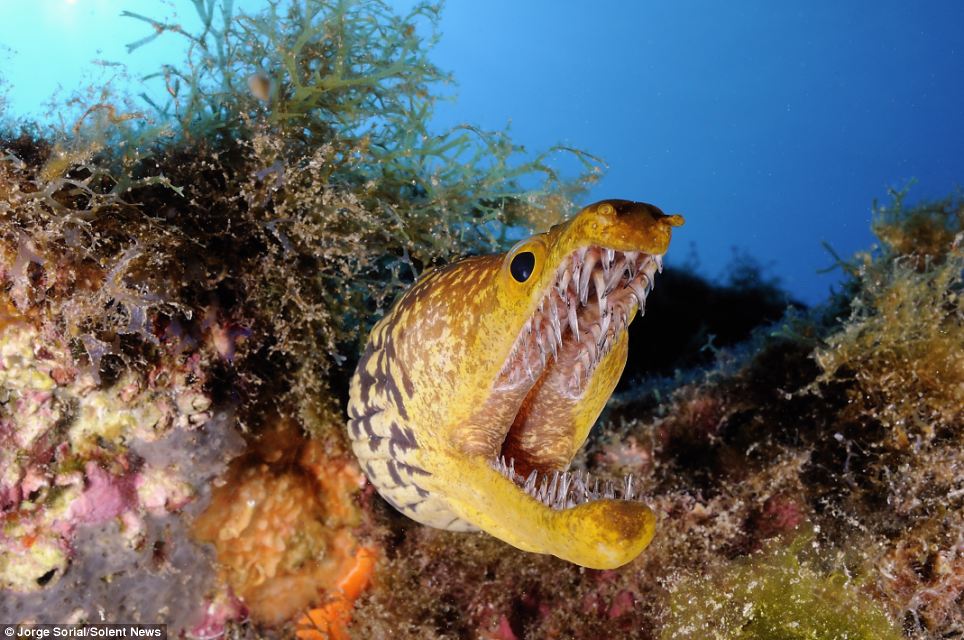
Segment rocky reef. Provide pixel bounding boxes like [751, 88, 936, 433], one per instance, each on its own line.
[1, 0, 961, 638]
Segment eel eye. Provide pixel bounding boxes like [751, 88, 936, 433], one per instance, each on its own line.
[510, 251, 536, 283]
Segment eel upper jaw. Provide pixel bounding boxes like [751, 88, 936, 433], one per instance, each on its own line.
[476, 245, 662, 505]
[495, 246, 662, 396]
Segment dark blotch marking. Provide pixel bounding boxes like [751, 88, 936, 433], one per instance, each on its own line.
[355, 349, 377, 406]
[388, 421, 418, 457]
[380, 337, 411, 420]
[349, 404, 385, 441]
[368, 435, 384, 452]
[386, 459, 407, 487]
[360, 414, 378, 439]
[414, 484, 430, 498]
[396, 460, 431, 478]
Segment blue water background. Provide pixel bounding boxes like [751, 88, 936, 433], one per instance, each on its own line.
[1, 1, 962, 305]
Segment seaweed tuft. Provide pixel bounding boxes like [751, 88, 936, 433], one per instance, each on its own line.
[662, 536, 902, 640]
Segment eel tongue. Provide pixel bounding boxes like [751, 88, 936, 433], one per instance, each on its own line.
[499, 327, 629, 478]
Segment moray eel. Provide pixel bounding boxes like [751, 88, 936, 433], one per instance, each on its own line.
[348, 200, 684, 569]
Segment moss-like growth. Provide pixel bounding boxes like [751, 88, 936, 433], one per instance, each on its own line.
[662, 538, 901, 640]
[815, 192, 963, 439]
[0, 0, 598, 632]
[0, 0, 596, 434]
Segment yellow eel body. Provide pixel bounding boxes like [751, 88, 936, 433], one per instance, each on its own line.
[347, 200, 684, 569]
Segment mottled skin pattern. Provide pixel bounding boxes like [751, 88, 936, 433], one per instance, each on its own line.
[348, 200, 683, 568]
[348, 256, 502, 531]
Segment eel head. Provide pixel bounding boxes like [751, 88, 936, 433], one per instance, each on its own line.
[349, 200, 683, 569]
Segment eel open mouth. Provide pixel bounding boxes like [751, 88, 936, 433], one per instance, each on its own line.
[484, 246, 662, 508]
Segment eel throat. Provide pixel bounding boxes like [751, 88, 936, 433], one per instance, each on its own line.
[347, 200, 684, 569]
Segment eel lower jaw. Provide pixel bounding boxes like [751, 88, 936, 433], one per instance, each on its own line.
[439, 454, 656, 569]
[492, 456, 647, 510]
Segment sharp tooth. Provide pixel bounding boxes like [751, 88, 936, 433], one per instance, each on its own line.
[558, 268, 571, 295]
[626, 290, 638, 309]
[548, 472, 559, 504]
[579, 251, 597, 299]
[585, 335, 598, 364]
[589, 323, 601, 343]
[524, 470, 538, 494]
[593, 270, 606, 304]
[576, 247, 588, 261]
[605, 248, 615, 266]
[509, 458, 516, 480]
[644, 272, 654, 294]
[625, 252, 638, 279]
[654, 254, 664, 273]
[625, 474, 634, 501]
[604, 482, 615, 500]
[567, 303, 579, 337]
[573, 474, 586, 504]
[607, 259, 625, 290]
[629, 277, 648, 306]
[600, 311, 611, 340]
[556, 473, 571, 508]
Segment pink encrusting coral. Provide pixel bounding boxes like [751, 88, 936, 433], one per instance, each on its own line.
[0, 295, 217, 600]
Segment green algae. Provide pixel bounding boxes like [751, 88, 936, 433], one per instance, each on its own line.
[0, 0, 597, 630]
[0, 0, 597, 436]
[662, 538, 901, 640]
[815, 191, 964, 439]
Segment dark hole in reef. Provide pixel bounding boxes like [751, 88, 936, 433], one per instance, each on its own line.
[432, 594, 469, 636]
[51, 184, 92, 211]
[98, 353, 126, 388]
[36, 568, 57, 586]
[152, 540, 167, 569]
[507, 588, 542, 638]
